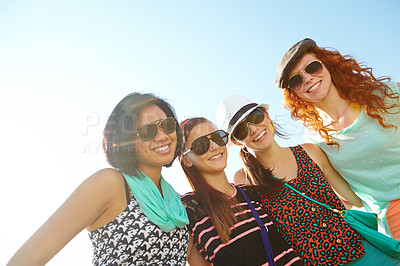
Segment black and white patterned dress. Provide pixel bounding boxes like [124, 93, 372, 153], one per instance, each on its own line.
[89, 183, 189, 265]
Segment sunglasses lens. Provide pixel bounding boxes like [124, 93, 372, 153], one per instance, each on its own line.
[137, 117, 176, 142]
[233, 109, 265, 141]
[192, 136, 210, 155]
[246, 109, 265, 124]
[161, 117, 176, 134]
[137, 124, 158, 141]
[211, 130, 228, 146]
[305, 61, 323, 75]
[288, 74, 303, 91]
[232, 123, 248, 141]
[288, 61, 323, 91]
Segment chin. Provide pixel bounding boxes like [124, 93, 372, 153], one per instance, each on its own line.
[160, 154, 175, 165]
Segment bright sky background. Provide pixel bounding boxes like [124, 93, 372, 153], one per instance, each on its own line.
[1, 1, 399, 265]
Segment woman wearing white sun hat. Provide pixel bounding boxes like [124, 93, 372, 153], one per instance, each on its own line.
[217, 94, 399, 265]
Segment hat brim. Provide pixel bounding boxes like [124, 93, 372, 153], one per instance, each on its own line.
[227, 103, 269, 146]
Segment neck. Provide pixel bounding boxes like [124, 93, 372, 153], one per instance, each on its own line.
[203, 171, 234, 196]
[139, 166, 163, 195]
[313, 85, 360, 128]
[253, 142, 297, 181]
[253, 140, 285, 169]
[315, 94, 349, 120]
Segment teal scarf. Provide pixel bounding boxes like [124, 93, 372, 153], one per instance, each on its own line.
[122, 171, 189, 232]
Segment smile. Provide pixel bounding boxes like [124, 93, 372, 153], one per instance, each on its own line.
[209, 153, 222, 160]
[254, 130, 266, 141]
[307, 81, 321, 93]
[154, 144, 169, 152]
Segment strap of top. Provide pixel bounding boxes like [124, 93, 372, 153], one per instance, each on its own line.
[236, 185, 276, 266]
[122, 176, 131, 204]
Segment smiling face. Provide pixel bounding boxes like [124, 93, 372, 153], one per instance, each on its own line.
[183, 122, 227, 175]
[232, 109, 275, 152]
[288, 53, 335, 103]
[135, 104, 177, 171]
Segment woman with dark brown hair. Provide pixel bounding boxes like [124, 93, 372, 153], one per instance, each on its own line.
[179, 117, 302, 266]
[276, 38, 400, 240]
[8, 93, 189, 265]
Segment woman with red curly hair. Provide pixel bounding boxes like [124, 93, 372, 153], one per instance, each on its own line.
[276, 38, 400, 241]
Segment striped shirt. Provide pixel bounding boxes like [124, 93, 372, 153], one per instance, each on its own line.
[181, 185, 303, 266]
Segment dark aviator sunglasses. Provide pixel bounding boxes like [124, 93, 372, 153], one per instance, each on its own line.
[232, 108, 266, 141]
[183, 130, 228, 156]
[288, 61, 323, 91]
[136, 117, 177, 142]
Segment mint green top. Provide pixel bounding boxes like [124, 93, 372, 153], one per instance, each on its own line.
[304, 81, 400, 235]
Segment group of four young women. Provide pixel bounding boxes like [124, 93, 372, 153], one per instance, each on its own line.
[8, 38, 400, 265]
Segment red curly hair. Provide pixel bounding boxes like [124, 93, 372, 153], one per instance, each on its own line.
[282, 46, 399, 147]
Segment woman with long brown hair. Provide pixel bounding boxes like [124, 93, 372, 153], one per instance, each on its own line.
[276, 38, 400, 240]
[179, 117, 302, 266]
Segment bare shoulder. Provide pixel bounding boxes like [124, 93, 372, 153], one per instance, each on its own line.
[86, 168, 123, 183]
[301, 143, 323, 154]
[234, 168, 248, 185]
[301, 143, 329, 168]
[78, 168, 125, 196]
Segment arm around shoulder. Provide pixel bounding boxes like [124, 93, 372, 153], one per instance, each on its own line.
[7, 168, 124, 266]
[301, 143, 363, 208]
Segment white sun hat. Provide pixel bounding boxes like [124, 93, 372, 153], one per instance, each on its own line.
[217, 95, 269, 144]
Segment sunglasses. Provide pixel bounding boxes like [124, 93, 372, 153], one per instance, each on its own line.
[183, 130, 228, 156]
[288, 60, 323, 91]
[232, 108, 265, 141]
[136, 117, 176, 142]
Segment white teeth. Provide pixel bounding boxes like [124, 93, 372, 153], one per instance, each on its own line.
[308, 81, 320, 93]
[255, 130, 266, 141]
[210, 154, 222, 160]
[154, 145, 168, 152]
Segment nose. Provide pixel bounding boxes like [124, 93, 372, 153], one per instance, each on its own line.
[209, 138, 219, 151]
[154, 127, 169, 142]
[302, 71, 314, 85]
[247, 123, 258, 135]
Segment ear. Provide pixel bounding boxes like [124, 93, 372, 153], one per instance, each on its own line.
[181, 156, 193, 167]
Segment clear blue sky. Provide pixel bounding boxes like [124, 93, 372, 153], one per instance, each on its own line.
[1, 1, 399, 264]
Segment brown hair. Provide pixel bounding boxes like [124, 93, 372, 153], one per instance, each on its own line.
[179, 117, 238, 243]
[283, 46, 399, 147]
[238, 119, 285, 194]
[103, 92, 182, 176]
[239, 147, 284, 195]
